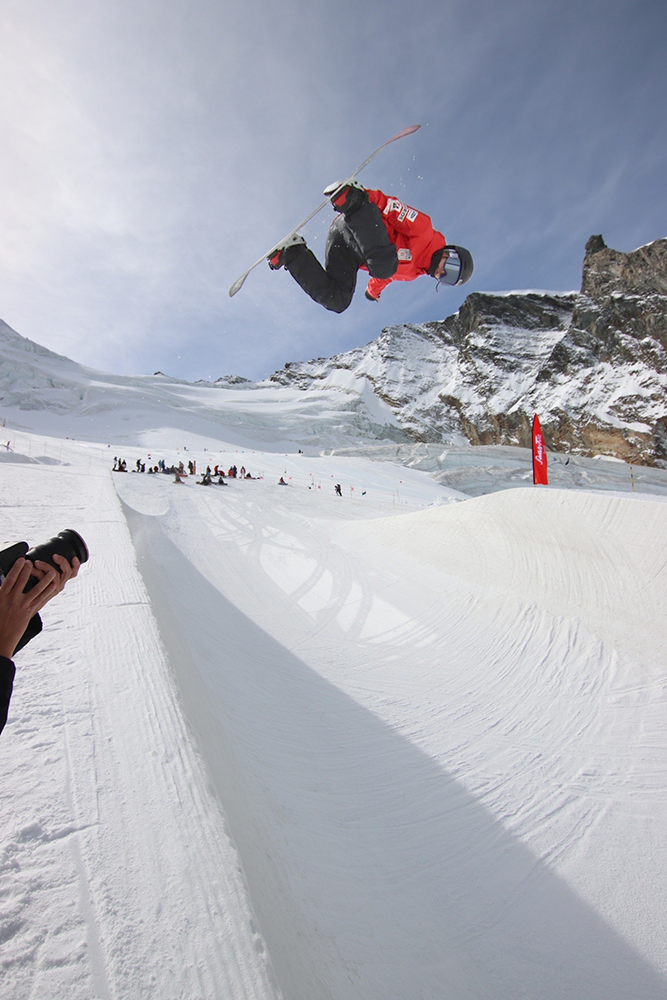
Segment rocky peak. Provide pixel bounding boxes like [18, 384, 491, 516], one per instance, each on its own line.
[581, 234, 667, 300]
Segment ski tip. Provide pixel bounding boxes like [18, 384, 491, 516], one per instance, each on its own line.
[229, 275, 247, 297]
[396, 124, 421, 139]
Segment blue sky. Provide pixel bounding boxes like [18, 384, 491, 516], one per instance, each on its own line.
[1, 0, 665, 381]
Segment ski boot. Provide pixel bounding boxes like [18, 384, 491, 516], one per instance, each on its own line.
[323, 178, 368, 216]
[267, 233, 307, 270]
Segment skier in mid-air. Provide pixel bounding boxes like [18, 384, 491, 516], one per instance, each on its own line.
[267, 180, 473, 313]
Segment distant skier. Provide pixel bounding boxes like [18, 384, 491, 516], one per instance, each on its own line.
[268, 181, 473, 313]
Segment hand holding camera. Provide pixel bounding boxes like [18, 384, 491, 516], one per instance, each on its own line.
[0, 530, 88, 736]
[0, 530, 88, 658]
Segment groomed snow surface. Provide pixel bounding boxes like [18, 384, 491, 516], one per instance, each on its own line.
[2, 432, 667, 1000]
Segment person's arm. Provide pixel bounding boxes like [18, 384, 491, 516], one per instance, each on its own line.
[365, 276, 392, 300]
[0, 656, 16, 735]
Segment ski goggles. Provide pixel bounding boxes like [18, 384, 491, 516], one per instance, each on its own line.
[435, 248, 463, 289]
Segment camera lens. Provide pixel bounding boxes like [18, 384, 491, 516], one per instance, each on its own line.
[25, 530, 89, 570]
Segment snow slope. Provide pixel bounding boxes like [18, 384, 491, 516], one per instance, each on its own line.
[0, 317, 404, 452]
[2, 417, 666, 999]
[0, 461, 280, 1000]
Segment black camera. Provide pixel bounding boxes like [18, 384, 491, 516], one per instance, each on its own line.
[0, 530, 89, 653]
[0, 530, 89, 587]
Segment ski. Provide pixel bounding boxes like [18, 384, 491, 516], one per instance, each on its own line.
[228, 125, 421, 297]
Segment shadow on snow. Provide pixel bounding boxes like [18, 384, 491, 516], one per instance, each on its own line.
[124, 503, 667, 1000]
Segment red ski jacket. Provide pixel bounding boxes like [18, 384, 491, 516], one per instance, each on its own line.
[363, 189, 446, 300]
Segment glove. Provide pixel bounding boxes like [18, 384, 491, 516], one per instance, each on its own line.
[365, 290, 379, 302]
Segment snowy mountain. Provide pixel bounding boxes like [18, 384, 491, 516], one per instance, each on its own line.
[0, 317, 406, 451]
[270, 236, 667, 466]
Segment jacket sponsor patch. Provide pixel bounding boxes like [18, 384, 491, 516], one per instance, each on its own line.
[398, 206, 408, 222]
[397, 248, 412, 260]
[406, 208, 418, 222]
[384, 198, 403, 216]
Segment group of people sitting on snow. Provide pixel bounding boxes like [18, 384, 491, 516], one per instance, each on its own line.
[196, 468, 227, 487]
[196, 464, 257, 486]
[113, 457, 185, 476]
[112, 457, 151, 473]
[113, 457, 265, 485]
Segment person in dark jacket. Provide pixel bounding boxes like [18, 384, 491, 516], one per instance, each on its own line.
[268, 181, 473, 312]
[0, 553, 80, 736]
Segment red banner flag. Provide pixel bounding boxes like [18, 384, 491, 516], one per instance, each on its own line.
[532, 414, 548, 485]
